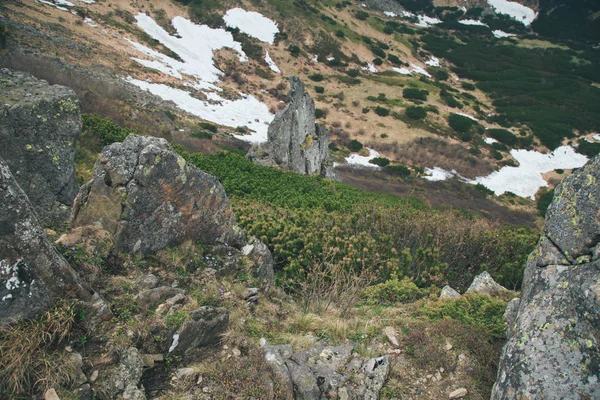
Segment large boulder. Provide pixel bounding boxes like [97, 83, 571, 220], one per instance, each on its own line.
[0, 69, 81, 226]
[70, 135, 245, 255]
[247, 76, 338, 180]
[492, 156, 600, 399]
[0, 158, 92, 322]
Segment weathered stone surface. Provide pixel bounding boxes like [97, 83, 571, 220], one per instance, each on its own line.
[439, 285, 461, 299]
[56, 225, 114, 259]
[242, 236, 275, 281]
[247, 76, 338, 180]
[0, 158, 93, 321]
[71, 134, 244, 254]
[448, 388, 468, 399]
[0, 69, 81, 226]
[101, 347, 146, 400]
[135, 286, 184, 313]
[492, 156, 600, 399]
[261, 340, 389, 400]
[169, 306, 229, 354]
[383, 326, 399, 347]
[465, 271, 507, 295]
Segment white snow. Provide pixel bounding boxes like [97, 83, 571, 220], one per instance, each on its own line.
[367, 63, 378, 73]
[133, 13, 247, 86]
[168, 333, 180, 353]
[384, 11, 397, 17]
[492, 30, 515, 38]
[393, 67, 412, 75]
[593, 134, 600, 141]
[55, 0, 74, 6]
[458, 19, 489, 27]
[76, 0, 95, 3]
[425, 56, 440, 67]
[265, 51, 280, 73]
[84, 17, 97, 27]
[410, 65, 431, 78]
[455, 112, 478, 121]
[311, 54, 319, 62]
[327, 57, 335, 61]
[487, 0, 537, 26]
[484, 137, 498, 144]
[36, 0, 71, 10]
[344, 148, 382, 169]
[415, 15, 443, 27]
[127, 78, 273, 143]
[223, 8, 279, 44]
[424, 167, 462, 181]
[424, 146, 588, 198]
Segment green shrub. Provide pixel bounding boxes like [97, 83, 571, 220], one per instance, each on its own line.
[362, 107, 370, 114]
[475, 183, 494, 197]
[536, 188, 554, 217]
[383, 26, 394, 34]
[405, 106, 427, 120]
[335, 29, 345, 38]
[387, 54, 401, 65]
[448, 113, 475, 133]
[191, 131, 213, 140]
[348, 139, 364, 152]
[82, 114, 134, 146]
[315, 86, 325, 94]
[315, 108, 326, 119]
[433, 69, 449, 81]
[198, 122, 218, 133]
[372, 58, 383, 66]
[417, 293, 509, 339]
[370, 46, 386, 58]
[355, 10, 369, 20]
[347, 69, 360, 78]
[575, 139, 600, 157]
[403, 88, 429, 101]
[308, 73, 324, 82]
[487, 129, 517, 146]
[369, 157, 390, 167]
[384, 164, 411, 178]
[364, 276, 427, 305]
[287, 45, 300, 56]
[461, 82, 476, 91]
[375, 106, 390, 117]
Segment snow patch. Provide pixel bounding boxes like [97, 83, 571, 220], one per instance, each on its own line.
[84, 17, 97, 27]
[415, 15, 442, 27]
[487, 0, 537, 26]
[458, 19, 489, 27]
[593, 134, 600, 141]
[169, 333, 180, 353]
[367, 63, 378, 73]
[425, 56, 440, 67]
[392, 67, 412, 75]
[492, 30, 515, 38]
[424, 167, 462, 181]
[455, 112, 478, 121]
[223, 8, 279, 44]
[127, 78, 273, 143]
[265, 51, 280, 73]
[343, 148, 382, 169]
[410, 65, 431, 78]
[384, 11, 397, 17]
[484, 137, 498, 144]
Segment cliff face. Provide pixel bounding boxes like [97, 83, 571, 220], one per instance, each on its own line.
[247, 76, 337, 180]
[492, 156, 600, 399]
[0, 69, 81, 227]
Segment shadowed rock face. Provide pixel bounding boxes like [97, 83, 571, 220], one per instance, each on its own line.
[0, 69, 81, 227]
[492, 156, 600, 399]
[247, 76, 338, 180]
[71, 135, 245, 255]
[0, 158, 92, 322]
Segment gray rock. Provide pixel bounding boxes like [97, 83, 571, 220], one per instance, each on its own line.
[363, 356, 390, 400]
[170, 306, 228, 354]
[70, 134, 245, 255]
[465, 271, 507, 295]
[0, 158, 93, 322]
[286, 361, 321, 400]
[439, 285, 461, 299]
[382, 326, 399, 347]
[135, 286, 184, 313]
[503, 297, 520, 337]
[492, 156, 600, 399]
[263, 344, 294, 397]
[242, 236, 275, 281]
[138, 274, 159, 290]
[247, 76, 338, 180]
[0, 69, 81, 226]
[102, 347, 146, 400]
[448, 388, 468, 399]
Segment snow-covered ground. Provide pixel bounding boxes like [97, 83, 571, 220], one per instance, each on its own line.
[459, 19, 489, 27]
[36, 0, 71, 11]
[127, 78, 273, 143]
[424, 146, 588, 198]
[487, 0, 537, 26]
[84, 17, 97, 27]
[384, 11, 397, 17]
[484, 137, 498, 144]
[493, 30, 515, 38]
[593, 134, 600, 141]
[223, 8, 279, 44]
[424, 167, 462, 181]
[342, 148, 382, 169]
[425, 56, 440, 67]
[265, 51, 280, 73]
[415, 15, 443, 27]
[455, 112, 478, 121]
[410, 65, 431, 78]
[393, 67, 412, 75]
[125, 12, 280, 143]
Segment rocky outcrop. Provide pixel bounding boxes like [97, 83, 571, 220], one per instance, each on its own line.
[465, 271, 507, 295]
[247, 76, 337, 180]
[97, 347, 146, 400]
[70, 135, 245, 255]
[168, 306, 229, 355]
[262, 342, 390, 399]
[0, 158, 92, 322]
[439, 285, 461, 299]
[492, 156, 600, 399]
[0, 69, 81, 226]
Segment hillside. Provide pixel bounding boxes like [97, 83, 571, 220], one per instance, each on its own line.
[0, 0, 599, 399]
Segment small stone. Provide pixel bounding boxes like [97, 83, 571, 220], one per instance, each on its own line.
[89, 370, 99, 382]
[383, 326, 400, 347]
[44, 388, 61, 400]
[139, 274, 159, 289]
[435, 372, 442, 381]
[449, 388, 468, 399]
[44, 228, 57, 237]
[232, 348, 241, 357]
[197, 375, 203, 385]
[444, 341, 453, 351]
[176, 367, 197, 379]
[65, 346, 73, 352]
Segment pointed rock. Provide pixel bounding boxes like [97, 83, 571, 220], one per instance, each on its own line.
[440, 285, 461, 299]
[466, 271, 507, 295]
